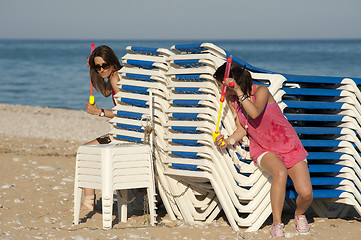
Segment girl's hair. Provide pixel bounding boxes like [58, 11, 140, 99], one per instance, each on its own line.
[213, 61, 253, 96]
[88, 45, 122, 96]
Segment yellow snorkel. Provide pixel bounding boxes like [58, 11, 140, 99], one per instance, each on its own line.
[89, 43, 96, 104]
[213, 57, 233, 146]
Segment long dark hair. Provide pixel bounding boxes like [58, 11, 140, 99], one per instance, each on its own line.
[213, 61, 253, 97]
[88, 45, 122, 96]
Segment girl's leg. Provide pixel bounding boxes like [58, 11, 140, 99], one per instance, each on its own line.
[259, 152, 288, 225]
[82, 188, 95, 210]
[287, 160, 313, 216]
[84, 139, 100, 145]
[81, 138, 100, 211]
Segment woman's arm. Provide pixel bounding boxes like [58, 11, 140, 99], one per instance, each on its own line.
[104, 80, 113, 97]
[239, 85, 269, 119]
[109, 71, 120, 95]
[215, 97, 247, 148]
[227, 114, 247, 143]
[85, 72, 120, 119]
[224, 78, 271, 119]
[100, 108, 115, 118]
[215, 115, 247, 148]
[85, 102, 115, 118]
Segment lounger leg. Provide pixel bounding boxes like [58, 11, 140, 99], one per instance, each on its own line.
[147, 187, 156, 226]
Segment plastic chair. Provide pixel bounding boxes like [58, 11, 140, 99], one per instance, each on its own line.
[73, 144, 156, 229]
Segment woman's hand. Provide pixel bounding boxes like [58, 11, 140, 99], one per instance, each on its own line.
[215, 134, 230, 149]
[86, 57, 90, 68]
[224, 77, 243, 97]
[85, 102, 101, 115]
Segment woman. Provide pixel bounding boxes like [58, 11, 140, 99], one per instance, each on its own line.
[81, 45, 122, 211]
[214, 62, 313, 238]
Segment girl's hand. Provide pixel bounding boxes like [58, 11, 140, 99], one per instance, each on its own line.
[224, 78, 243, 96]
[215, 134, 228, 149]
[86, 102, 100, 115]
[86, 58, 90, 68]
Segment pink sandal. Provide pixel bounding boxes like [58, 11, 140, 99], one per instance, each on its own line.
[295, 215, 310, 233]
[270, 223, 285, 238]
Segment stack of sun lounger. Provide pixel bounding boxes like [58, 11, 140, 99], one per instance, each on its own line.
[109, 46, 182, 221]
[163, 44, 236, 228]
[109, 42, 361, 231]
[278, 74, 361, 218]
[161, 43, 290, 232]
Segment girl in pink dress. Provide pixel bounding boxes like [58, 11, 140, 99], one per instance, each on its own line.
[214, 62, 313, 238]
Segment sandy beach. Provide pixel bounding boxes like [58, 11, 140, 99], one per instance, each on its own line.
[0, 103, 360, 240]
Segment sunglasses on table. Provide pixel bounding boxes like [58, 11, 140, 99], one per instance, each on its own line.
[94, 63, 111, 71]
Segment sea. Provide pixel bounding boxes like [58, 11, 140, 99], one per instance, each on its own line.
[1, 39, 361, 111]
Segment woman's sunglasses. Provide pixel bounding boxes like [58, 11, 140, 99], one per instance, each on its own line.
[94, 63, 111, 71]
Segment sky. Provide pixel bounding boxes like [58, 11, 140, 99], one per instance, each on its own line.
[1, 0, 361, 40]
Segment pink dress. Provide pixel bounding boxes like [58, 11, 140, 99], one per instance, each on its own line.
[233, 85, 308, 168]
